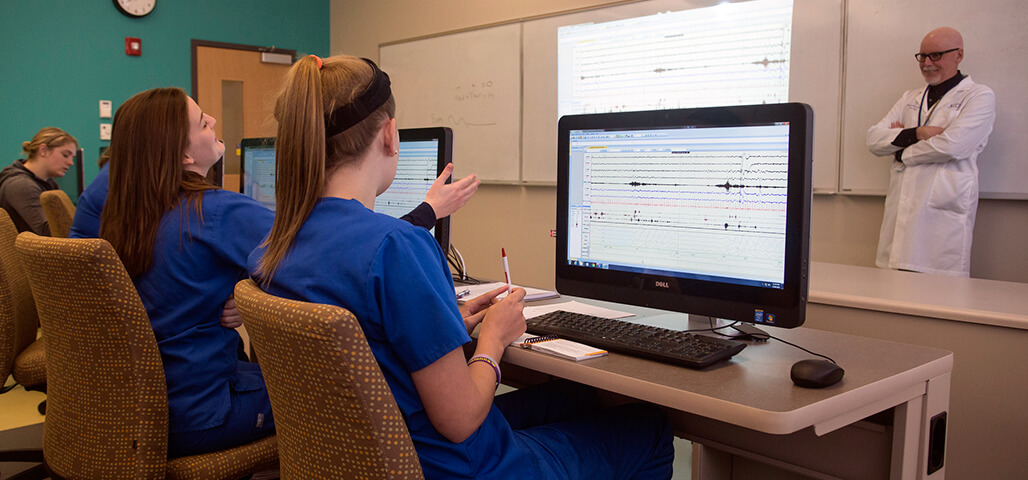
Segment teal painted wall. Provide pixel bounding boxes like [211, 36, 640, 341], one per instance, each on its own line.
[0, 0, 329, 200]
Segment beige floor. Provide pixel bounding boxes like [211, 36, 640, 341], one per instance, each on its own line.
[0, 377, 45, 431]
[0, 377, 46, 478]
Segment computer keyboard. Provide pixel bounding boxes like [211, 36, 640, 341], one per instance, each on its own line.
[525, 310, 746, 369]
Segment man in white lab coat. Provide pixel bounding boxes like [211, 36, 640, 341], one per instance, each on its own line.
[866, 27, 995, 277]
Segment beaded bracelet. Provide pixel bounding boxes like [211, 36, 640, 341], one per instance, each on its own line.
[467, 354, 501, 388]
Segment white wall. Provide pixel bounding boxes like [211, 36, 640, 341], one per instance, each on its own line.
[330, 0, 1028, 286]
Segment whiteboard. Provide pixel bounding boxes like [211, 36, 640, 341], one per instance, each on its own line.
[382, 0, 841, 186]
[380, 23, 522, 182]
[522, 0, 843, 189]
[840, 0, 1027, 198]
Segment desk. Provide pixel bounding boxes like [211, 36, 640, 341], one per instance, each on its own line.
[805, 262, 1028, 479]
[495, 297, 953, 480]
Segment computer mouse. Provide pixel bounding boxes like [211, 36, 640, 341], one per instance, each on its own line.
[790, 359, 845, 388]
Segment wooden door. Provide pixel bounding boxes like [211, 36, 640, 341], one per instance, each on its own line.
[194, 43, 293, 192]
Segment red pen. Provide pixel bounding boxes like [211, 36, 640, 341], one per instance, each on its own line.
[501, 248, 511, 294]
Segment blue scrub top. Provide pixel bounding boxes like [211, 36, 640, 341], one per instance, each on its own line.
[249, 198, 544, 479]
[68, 163, 109, 238]
[68, 164, 436, 238]
[140, 190, 274, 432]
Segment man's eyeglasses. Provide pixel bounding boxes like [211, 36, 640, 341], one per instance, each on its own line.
[914, 48, 960, 63]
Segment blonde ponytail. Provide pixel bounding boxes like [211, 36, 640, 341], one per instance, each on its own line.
[256, 55, 396, 282]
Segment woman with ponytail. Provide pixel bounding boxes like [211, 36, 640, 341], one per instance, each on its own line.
[101, 88, 275, 456]
[251, 55, 674, 479]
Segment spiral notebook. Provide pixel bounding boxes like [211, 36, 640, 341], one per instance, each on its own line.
[511, 333, 608, 361]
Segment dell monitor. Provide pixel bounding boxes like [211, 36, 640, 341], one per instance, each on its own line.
[556, 103, 812, 328]
[239, 127, 453, 253]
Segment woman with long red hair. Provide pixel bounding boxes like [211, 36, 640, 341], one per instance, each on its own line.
[101, 87, 275, 456]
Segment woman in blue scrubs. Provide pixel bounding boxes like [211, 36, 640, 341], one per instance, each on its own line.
[100, 88, 276, 456]
[94, 86, 480, 457]
[250, 55, 675, 479]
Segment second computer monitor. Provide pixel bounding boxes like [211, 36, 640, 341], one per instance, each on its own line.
[374, 127, 453, 254]
[239, 127, 453, 253]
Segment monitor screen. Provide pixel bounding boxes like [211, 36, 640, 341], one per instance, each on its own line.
[240, 137, 277, 210]
[239, 127, 453, 253]
[374, 127, 452, 254]
[556, 103, 812, 328]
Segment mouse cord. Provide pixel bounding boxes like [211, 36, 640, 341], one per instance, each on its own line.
[763, 334, 839, 364]
[677, 318, 741, 335]
[700, 317, 840, 365]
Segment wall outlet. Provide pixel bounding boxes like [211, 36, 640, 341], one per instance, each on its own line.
[100, 123, 112, 141]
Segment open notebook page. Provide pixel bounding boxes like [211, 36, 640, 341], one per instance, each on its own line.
[456, 282, 558, 303]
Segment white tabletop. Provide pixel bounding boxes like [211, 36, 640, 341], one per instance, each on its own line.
[809, 262, 1028, 330]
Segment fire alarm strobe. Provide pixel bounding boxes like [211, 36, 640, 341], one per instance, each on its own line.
[125, 37, 142, 56]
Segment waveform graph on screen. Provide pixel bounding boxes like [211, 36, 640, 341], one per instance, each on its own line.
[581, 149, 788, 283]
[375, 146, 439, 219]
[558, 0, 793, 117]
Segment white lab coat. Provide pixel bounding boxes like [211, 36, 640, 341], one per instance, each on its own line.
[866, 76, 995, 277]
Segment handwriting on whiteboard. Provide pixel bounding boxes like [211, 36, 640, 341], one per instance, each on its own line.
[429, 114, 497, 128]
[453, 81, 497, 103]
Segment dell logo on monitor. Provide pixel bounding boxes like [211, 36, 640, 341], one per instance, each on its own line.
[655, 281, 670, 289]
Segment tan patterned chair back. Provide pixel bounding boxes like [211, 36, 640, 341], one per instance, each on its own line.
[235, 278, 424, 480]
[39, 189, 76, 238]
[15, 233, 169, 479]
[0, 208, 41, 386]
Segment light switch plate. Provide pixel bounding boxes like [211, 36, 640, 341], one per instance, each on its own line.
[100, 123, 112, 141]
[100, 100, 112, 118]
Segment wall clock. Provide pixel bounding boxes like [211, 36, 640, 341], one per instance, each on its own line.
[113, 0, 156, 18]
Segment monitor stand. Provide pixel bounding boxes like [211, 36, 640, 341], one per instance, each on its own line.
[696, 316, 771, 342]
[731, 323, 771, 342]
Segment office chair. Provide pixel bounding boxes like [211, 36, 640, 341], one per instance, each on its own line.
[14, 233, 278, 480]
[0, 210, 47, 479]
[235, 278, 424, 480]
[38, 190, 75, 238]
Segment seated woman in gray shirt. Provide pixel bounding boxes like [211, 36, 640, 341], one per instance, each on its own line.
[0, 127, 78, 235]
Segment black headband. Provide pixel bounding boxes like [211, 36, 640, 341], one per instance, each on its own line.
[324, 58, 392, 138]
